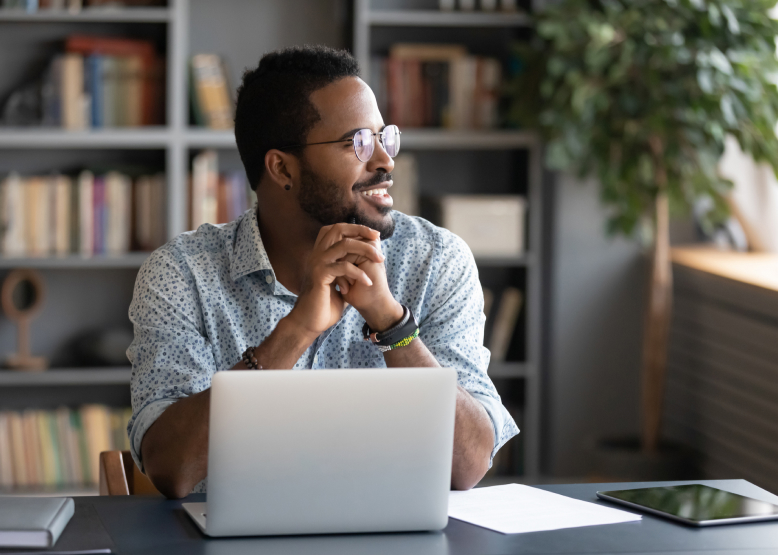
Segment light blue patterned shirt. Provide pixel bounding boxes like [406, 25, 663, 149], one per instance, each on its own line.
[127, 209, 519, 492]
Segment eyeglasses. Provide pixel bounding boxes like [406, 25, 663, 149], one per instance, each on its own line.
[278, 125, 401, 162]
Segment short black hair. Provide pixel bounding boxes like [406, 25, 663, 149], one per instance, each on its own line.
[234, 45, 361, 191]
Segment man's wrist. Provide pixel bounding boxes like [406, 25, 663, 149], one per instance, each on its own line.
[279, 311, 320, 345]
[362, 299, 405, 333]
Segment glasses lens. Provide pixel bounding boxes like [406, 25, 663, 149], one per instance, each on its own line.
[353, 129, 374, 162]
[383, 125, 400, 157]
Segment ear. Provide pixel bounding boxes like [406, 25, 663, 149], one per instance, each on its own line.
[264, 149, 300, 191]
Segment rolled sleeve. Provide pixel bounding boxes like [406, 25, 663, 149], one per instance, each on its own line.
[126, 248, 217, 472]
[420, 233, 519, 461]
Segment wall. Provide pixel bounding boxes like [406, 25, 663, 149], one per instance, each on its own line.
[546, 174, 646, 477]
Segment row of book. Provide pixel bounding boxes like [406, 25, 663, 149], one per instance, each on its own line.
[41, 35, 164, 129]
[190, 150, 253, 230]
[1, 0, 163, 10]
[371, 44, 502, 129]
[0, 405, 132, 488]
[0, 170, 165, 258]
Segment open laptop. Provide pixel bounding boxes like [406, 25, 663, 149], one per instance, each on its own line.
[183, 367, 457, 537]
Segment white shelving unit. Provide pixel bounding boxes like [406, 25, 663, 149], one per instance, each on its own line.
[0, 0, 544, 482]
[353, 0, 543, 480]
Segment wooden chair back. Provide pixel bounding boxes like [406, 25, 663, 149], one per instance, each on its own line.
[99, 450, 160, 496]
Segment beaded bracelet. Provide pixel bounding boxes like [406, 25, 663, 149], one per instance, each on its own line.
[241, 346, 263, 370]
[386, 327, 419, 351]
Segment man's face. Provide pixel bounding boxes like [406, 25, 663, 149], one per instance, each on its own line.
[295, 77, 396, 240]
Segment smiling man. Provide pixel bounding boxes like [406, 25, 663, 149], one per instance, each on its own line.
[127, 45, 518, 499]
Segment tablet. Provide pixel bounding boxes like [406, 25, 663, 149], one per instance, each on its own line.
[596, 484, 778, 527]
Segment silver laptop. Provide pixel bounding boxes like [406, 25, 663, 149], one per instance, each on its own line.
[183, 367, 456, 537]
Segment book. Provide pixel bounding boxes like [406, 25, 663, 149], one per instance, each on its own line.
[61, 53, 86, 130]
[78, 170, 94, 256]
[190, 54, 233, 129]
[0, 497, 74, 549]
[0, 413, 14, 489]
[104, 171, 131, 255]
[191, 149, 219, 229]
[53, 175, 72, 256]
[488, 287, 524, 362]
[0, 173, 26, 256]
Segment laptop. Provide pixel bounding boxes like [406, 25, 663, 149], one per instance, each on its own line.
[183, 367, 457, 537]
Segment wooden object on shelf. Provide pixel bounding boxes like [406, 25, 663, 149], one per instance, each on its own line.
[99, 450, 159, 496]
[1, 269, 48, 371]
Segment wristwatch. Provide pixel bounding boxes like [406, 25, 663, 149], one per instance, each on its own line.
[362, 304, 419, 353]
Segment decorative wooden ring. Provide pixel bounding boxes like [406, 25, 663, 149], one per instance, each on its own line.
[1, 268, 46, 322]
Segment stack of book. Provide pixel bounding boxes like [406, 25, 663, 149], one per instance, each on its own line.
[40, 35, 164, 129]
[0, 170, 166, 258]
[189, 150, 253, 230]
[0, 405, 132, 488]
[371, 43, 502, 129]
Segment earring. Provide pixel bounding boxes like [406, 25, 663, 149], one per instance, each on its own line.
[284, 184, 291, 191]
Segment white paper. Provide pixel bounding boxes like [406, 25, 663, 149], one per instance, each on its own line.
[448, 484, 641, 534]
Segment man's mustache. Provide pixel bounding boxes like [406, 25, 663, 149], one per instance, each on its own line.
[353, 172, 392, 192]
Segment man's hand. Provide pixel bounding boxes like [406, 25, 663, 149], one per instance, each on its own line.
[286, 223, 385, 338]
[338, 234, 404, 332]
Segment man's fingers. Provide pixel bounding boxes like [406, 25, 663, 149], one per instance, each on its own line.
[324, 238, 384, 264]
[318, 223, 381, 250]
[327, 261, 373, 287]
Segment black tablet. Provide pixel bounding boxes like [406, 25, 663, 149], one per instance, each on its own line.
[596, 484, 778, 527]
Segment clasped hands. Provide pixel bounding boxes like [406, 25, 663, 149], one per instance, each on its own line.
[286, 223, 404, 340]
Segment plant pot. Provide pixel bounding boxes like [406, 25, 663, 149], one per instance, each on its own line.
[586, 436, 699, 483]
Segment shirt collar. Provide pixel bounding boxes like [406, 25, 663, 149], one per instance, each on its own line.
[230, 209, 273, 282]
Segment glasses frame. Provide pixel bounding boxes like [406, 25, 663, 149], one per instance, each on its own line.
[277, 125, 401, 162]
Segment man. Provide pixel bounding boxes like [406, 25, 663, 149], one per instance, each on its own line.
[127, 45, 518, 499]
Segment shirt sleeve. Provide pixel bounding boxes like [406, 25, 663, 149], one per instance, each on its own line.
[419, 232, 520, 463]
[126, 247, 217, 473]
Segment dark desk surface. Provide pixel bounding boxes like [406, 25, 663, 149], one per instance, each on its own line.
[74, 479, 778, 555]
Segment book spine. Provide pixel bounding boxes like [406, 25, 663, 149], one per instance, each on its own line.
[78, 170, 94, 256]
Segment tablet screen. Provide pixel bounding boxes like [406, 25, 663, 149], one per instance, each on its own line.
[599, 484, 778, 523]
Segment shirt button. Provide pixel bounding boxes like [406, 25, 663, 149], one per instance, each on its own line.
[265, 275, 273, 284]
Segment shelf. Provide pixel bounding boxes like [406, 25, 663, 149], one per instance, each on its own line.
[0, 7, 171, 22]
[0, 368, 131, 386]
[475, 253, 534, 267]
[401, 129, 538, 150]
[182, 129, 539, 151]
[0, 486, 98, 497]
[0, 127, 171, 148]
[0, 252, 150, 269]
[367, 9, 531, 27]
[185, 128, 236, 148]
[488, 361, 533, 378]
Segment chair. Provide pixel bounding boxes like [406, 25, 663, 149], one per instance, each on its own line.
[99, 450, 160, 495]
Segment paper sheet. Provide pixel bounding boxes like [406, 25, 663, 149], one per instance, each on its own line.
[448, 484, 641, 534]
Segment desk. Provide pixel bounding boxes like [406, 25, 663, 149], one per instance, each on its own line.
[71, 479, 778, 555]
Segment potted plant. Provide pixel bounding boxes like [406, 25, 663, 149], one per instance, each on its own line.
[506, 0, 778, 474]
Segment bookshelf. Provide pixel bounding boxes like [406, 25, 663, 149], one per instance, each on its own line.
[353, 0, 543, 480]
[0, 0, 544, 488]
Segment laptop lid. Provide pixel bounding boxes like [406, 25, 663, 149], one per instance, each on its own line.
[204, 367, 457, 537]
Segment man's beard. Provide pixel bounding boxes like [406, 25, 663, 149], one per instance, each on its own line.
[297, 157, 395, 240]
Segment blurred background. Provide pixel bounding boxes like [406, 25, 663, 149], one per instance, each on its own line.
[0, 0, 777, 498]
